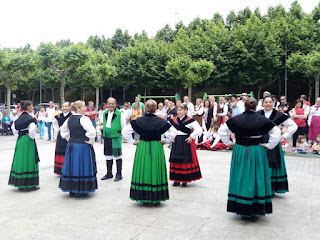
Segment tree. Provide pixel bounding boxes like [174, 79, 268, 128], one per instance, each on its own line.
[287, 51, 320, 99]
[0, 49, 35, 112]
[37, 43, 90, 103]
[166, 55, 214, 99]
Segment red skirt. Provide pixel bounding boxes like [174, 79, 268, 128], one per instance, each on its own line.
[54, 155, 65, 175]
[309, 116, 320, 141]
[197, 140, 228, 151]
[170, 140, 202, 183]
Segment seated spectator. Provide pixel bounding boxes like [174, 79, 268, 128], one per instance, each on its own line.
[2, 111, 12, 135]
[295, 135, 309, 154]
[10, 110, 18, 122]
[312, 135, 320, 155]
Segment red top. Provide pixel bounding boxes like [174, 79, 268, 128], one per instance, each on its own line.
[305, 101, 311, 107]
[293, 108, 306, 127]
[85, 107, 97, 120]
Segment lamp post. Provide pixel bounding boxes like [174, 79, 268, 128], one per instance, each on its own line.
[40, 76, 42, 103]
[285, 44, 288, 98]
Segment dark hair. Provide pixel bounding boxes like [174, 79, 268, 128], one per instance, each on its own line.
[177, 103, 188, 111]
[21, 100, 33, 111]
[204, 99, 210, 107]
[295, 99, 304, 108]
[245, 98, 257, 111]
[264, 96, 273, 102]
[297, 135, 306, 144]
[213, 126, 219, 131]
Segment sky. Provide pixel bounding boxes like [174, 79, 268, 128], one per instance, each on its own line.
[0, 0, 318, 49]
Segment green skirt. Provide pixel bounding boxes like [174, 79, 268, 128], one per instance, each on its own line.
[130, 140, 169, 203]
[227, 144, 272, 217]
[269, 143, 289, 195]
[8, 135, 39, 189]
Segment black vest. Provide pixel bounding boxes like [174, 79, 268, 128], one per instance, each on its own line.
[55, 112, 72, 127]
[131, 113, 171, 141]
[15, 112, 37, 136]
[68, 115, 88, 143]
[226, 110, 275, 146]
[257, 109, 289, 126]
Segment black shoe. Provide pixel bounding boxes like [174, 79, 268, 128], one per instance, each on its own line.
[153, 202, 161, 206]
[101, 174, 113, 180]
[114, 172, 122, 182]
[19, 188, 28, 192]
[69, 192, 76, 198]
[173, 182, 180, 186]
[28, 187, 40, 191]
[182, 183, 187, 187]
[79, 193, 89, 197]
[249, 215, 260, 222]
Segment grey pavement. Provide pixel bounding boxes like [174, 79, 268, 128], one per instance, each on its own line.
[0, 134, 320, 240]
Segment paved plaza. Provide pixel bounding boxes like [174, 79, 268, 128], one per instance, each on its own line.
[0, 134, 320, 240]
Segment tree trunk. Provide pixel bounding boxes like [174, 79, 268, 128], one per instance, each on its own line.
[123, 86, 126, 103]
[100, 88, 103, 104]
[32, 89, 35, 102]
[27, 90, 31, 100]
[95, 87, 99, 109]
[257, 87, 262, 101]
[51, 88, 55, 102]
[60, 73, 66, 104]
[308, 81, 313, 102]
[148, 87, 151, 96]
[109, 88, 113, 97]
[188, 85, 192, 101]
[6, 87, 11, 113]
[144, 86, 147, 103]
[81, 87, 85, 101]
[43, 88, 46, 102]
[315, 73, 320, 100]
[278, 77, 282, 97]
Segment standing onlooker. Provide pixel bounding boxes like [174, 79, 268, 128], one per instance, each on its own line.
[300, 95, 311, 107]
[131, 96, 145, 111]
[257, 91, 271, 111]
[168, 100, 180, 118]
[120, 102, 132, 124]
[213, 97, 228, 127]
[98, 103, 107, 126]
[85, 101, 98, 142]
[292, 99, 308, 151]
[193, 98, 204, 126]
[308, 98, 320, 142]
[131, 102, 143, 121]
[155, 103, 167, 119]
[278, 96, 290, 114]
[163, 99, 170, 115]
[10, 110, 18, 122]
[46, 101, 56, 141]
[35, 106, 47, 139]
[2, 111, 12, 135]
[203, 100, 211, 131]
[183, 96, 194, 117]
[271, 95, 280, 109]
[229, 94, 237, 118]
[231, 93, 248, 116]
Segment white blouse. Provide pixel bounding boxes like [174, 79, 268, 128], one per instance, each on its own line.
[263, 109, 298, 139]
[213, 103, 228, 118]
[53, 112, 71, 131]
[218, 123, 281, 150]
[308, 105, 320, 125]
[60, 113, 96, 144]
[12, 113, 37, 140]
[170, 117, 203, 140]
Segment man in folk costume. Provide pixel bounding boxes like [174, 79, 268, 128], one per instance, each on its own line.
[213, 97, 228, 127]
[53, 102, 72, 175]
[101, 97, 126, 181]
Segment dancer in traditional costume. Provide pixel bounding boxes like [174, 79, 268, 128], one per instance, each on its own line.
[169, 103, 203, 187]
[123, 100, 175, 205]
[8, 100, 40, 192]
[196, 125, 230, 151]
[53, 102, 72, 175]
[258, 96, 297, 195]
[101, 97, 126, 182]
[218, 98, 281, 220]
[59, 101, 97, 197]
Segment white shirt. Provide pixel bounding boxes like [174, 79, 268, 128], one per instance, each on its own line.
[184, 102, 194, 117]
[12, 112, 37, 139]
[53, 112, 71, 131]
[263, 109, 298, 139]
[308, 105, 320, 125]
[37, 111, 47, 121]
[105, 110, 126, 129]
[46, 107, 55, 122]
[213, 103, 228, 118]
[120, 108, 132, 122]
[60, 113, 96, 144]
[193, 105, 204, 116]
[218, 122, 281, 150]
[10, 113, 18, 122]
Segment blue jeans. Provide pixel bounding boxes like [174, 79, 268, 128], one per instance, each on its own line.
[37, 121, 45, 137]
[296, 149, 307, 154]
[91, 120, 97, 141]
[47, 122, 53, 140]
